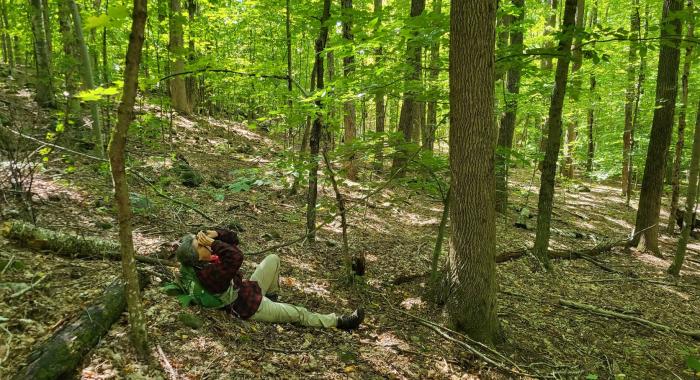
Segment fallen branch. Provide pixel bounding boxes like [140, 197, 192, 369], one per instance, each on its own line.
[157, 345, 179, 380]
[12, 273, 149, 380]
[496, 238, 629, 263]
[10, 274, 47, 298]
[1, 220, 178, 267]
[558, 299, 700, 340]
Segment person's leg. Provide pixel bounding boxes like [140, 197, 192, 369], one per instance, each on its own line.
[249, 254, 280, 296]
[251, 297, 338, 328]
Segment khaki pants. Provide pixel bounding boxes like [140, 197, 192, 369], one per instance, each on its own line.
[249, 254, 338, 328]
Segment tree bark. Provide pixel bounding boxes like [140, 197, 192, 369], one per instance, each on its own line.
[68, 0, 104, 156]
[373, 0, 385, 173]
[0, 0, 12, 69]
[446, 0, 500, 344]
[541, 0, 558, 70]
[40, 0, 51, 60]
[495, 0, 524, 213]
[28, 0, 54, 107]
[107, 0, 149, 358]
[631, 0, 684, 255]
[341, 0, 358, 180]
[58, 1, 80, 118]
[669, 100, 700, 276]
[305, 0, 331, 241]
[585, 0, 598, 173]
[563, 0, 585, 179]
[11, 274, 148, 380]
[423, 0, 441, 152]
[185, 0, 197, 112]
[667, 0, 694, 233]
[390, 0, 424, 174]
[532, 0, 578, 269]
[169, 0, 190, 114]
[627, 4, 649, 206]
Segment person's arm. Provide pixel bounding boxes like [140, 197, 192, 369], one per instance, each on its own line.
[205, 229, 240, 246]
[210, 240, 244, 272]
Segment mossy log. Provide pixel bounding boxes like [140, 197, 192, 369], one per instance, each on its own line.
[12, 274, 149, 380]
[1, 220, 177, 267]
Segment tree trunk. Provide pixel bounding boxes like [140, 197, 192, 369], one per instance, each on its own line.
[495, 0, 524, 214]
[102, 0, 109, 84]
[169, 0, 190, 114]
[0, 0, 12, 69]
[106, 0, 149, 358]
[58, 1, 80, 118]
[532, 0, 578, 270]
[285, 0, 293, 146]
[373, 0, 385, 173]
[667, 0, 694, 233]
[68, 0, 104, 156]
[627, 4, 649, 205]
[586, 74, 596, 172]
[446, 0, 500, 345]
[305, 0, 331, 241]
[563, 0, 585, 179]
[423, 0, 441, 152]
[669, 100, 700, 276]
[390, 0, 425, 174]
[340, 0, 358, 180]
[630, 0, 684, 255]
[185, 0, 197, 112]
[28, 0, 54, 107]
[541, 0, 558, 70]
[41, 0, 51, 60]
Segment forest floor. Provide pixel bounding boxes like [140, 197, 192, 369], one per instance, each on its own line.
[1, 73, 700, 380]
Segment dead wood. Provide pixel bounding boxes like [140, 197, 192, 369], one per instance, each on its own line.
[1, 220, 178, 267]
[558, 299, 700, 340]
[12, 273, 149, 380]
[496, 239, 630, 263]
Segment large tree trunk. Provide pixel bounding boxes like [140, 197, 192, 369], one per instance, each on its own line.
[495, 0, 525, 213]
[622, 0, 640, 196]
[341, 0, 358, 180]
[563, 0, 585, 179]
[669, 100, 700, 276]
[107, 0, 149, 358]
[667, 0, 694, 233]
[11, 274, 148, 380]
[305, 0, 331, 241]
[630, 0, 684, 255]
[285, 0, 293, 147]
[40, 0, 51, 60]
[0, 0, 13, 69]
[532, 0, 578, 269]
[28, 0, 54, 107]
[445, 0, 500, 345]
[68, 0, 104, 156]
[390, 0, 425, 174]
[169, 0, 190, 114]
[373, 0, 385, 173]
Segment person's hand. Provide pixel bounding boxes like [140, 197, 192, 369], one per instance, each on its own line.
[197, 231, 215, 247]
[204, 230, 218, 239]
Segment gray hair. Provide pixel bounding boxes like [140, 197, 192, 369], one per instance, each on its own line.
[175, 234, 198, 266]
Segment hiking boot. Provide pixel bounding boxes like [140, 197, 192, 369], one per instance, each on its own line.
[337, 308, 364, 331]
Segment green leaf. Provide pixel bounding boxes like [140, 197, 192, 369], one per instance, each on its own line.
[686, 355, 700, 372]
[85, 14, 110, 30]
[177, 294, 195, 307]
[585, 375, 599, 380]
[108, 5, 130, 19]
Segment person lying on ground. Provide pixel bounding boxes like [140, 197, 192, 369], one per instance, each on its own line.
[174, 229, 364, 330]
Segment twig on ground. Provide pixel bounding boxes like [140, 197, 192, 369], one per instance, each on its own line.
[1, 254, 15, 277]
[156, 344, 179, 380]
[0, 324, 12, 367]
[558, 299, 700, 340]
[10, 274, 47, 298]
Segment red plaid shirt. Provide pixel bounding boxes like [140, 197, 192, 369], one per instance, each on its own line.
[195, 229, 262, 319]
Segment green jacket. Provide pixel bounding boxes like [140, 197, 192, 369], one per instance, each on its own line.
[177, 265, 238, 308]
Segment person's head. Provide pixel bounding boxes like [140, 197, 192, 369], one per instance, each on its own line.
[175, 234, 213, 265]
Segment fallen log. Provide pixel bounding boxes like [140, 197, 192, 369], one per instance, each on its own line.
[12, 273, 149, 380]
[1, 220, 178, 267]
[496, 239, 629, 263]
[558, 299, 700, 340]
